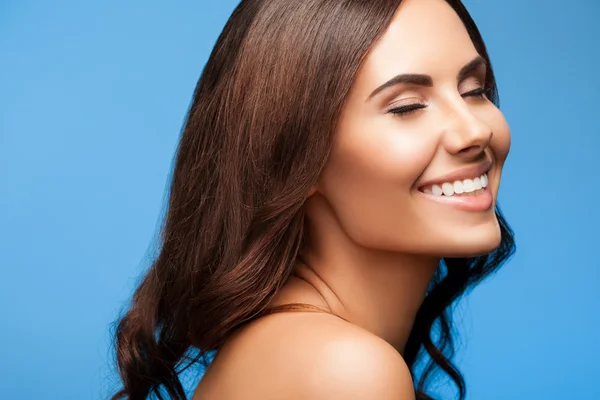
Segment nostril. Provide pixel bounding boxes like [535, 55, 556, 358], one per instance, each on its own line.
[459, 145, 481, 154]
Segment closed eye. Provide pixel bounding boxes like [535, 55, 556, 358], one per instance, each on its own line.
[463, 86, 491, 99]
[388, 86, 491, 117]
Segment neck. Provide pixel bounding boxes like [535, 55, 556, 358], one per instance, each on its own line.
[293, 200, 440, 355]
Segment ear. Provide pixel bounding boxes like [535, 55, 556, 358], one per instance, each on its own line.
[307, 185, 318, 197]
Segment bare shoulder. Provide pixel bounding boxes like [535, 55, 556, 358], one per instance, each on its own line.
[193, 312, 415, 400]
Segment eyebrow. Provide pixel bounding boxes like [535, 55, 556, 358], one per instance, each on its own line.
[366, 55, 488, 101]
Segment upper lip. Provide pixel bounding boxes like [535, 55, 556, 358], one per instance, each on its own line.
[417, 159, 492, 190]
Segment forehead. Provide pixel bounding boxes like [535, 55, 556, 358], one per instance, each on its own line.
[359, 0, 479, 85]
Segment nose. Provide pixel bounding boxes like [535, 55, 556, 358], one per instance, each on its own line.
[441, 100, 493, 159]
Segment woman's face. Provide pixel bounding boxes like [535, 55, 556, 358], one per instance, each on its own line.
[313, 0, 511, 257]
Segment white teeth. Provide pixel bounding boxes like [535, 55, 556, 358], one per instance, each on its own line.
[422, 173, 489, 197]
[453, 180, 464, 194]
[441, 182, 454, 196]
[481, 174, 488, 187]
[463, 179, 474, 192]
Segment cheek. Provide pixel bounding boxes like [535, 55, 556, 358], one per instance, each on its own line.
[327, 118, 436, 186]
[318, 119, 436, 246]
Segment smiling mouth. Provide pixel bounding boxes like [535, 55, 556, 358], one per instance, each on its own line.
[419, 172, 489, 197]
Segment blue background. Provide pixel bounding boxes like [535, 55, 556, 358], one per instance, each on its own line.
[1, 1, 598, 399]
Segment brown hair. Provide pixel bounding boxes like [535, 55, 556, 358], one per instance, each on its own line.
[109, 1, 515, 399]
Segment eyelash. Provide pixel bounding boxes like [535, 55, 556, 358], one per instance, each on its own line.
[388, 87, 491, 117]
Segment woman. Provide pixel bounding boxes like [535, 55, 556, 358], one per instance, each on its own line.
[111, 0, 515, 398]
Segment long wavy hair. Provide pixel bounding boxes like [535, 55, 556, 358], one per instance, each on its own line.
[110, 0, 515, 399]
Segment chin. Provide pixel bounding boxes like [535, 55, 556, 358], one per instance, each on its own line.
[435, 219, 502, 258]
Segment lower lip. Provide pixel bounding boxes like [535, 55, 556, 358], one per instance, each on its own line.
[417, 185, 493, 212]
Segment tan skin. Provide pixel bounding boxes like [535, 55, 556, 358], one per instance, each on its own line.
[194, 0, 511, 398]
